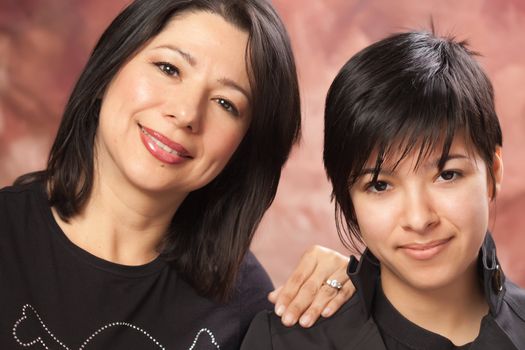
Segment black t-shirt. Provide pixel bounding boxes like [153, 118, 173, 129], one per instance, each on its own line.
[373, 283, 517, 350]
[0, 182, 273, 349]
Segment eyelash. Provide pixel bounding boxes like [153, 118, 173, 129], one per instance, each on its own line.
[213, 98, 240, 117]
[364, 180, 390, 194]
[154, 62, 179, 77]
[363, 169, 463, 194]
[153, 62, 240, 117]
[437, 170, 462, 182]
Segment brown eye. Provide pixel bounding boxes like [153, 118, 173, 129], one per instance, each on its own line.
[154, 62, 179, 76]
[438, 170, 460, 182]
[213, 98, 239, 117]
[366, 180, 390, 193]
[372, 181, 388, 192]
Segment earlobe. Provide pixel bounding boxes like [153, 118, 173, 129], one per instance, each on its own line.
[491, 147, 503, 198]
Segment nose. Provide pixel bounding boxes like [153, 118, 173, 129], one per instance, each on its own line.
[400, 187, 439, 233]
[165, 83, 205, 133]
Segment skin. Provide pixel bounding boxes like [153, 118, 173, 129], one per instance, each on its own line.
[53, 11, 251, 265]
[350, 136, 503, 345]
[270, 246, 352, 327]
[49, 10, 352, 325]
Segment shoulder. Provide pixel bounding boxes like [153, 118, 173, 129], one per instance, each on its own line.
[0, 181, 42, 203]
[503, 279, 525, 320]
[238, 251, 274, 295]
[242, 293, 369, 349]
[0, 181, 49, 265]
[0, 181, 44, 217]
[0, 181, 49, 244]
[494, 279, 525, 348]
[235, 251, 274, 336]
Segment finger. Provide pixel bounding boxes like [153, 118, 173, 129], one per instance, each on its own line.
[280, 251, 350, 326]
[280, 276, 320, 326]
[279, 266, 344, 325]
[297, 271, 350, 328]
[274, 249, 318, 317]
[321, 280, 355, 318]
[267, 286, 282, 304]
[290, 248, 350, 292]
[295, 284, 337, 328]
[280, 266, 346, 326]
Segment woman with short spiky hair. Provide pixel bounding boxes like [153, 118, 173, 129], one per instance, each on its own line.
[243, 30, 525, 349]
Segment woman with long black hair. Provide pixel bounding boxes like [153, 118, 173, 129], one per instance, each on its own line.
[0, 1, 352, 348]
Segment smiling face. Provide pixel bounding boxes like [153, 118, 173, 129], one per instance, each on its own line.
[349, 136, 503, 293]
[94, 10, 251, 200]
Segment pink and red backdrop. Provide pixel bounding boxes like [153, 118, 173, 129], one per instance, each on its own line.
[1, 0, 524, 287]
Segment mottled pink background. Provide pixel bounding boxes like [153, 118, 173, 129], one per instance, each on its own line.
[1, 0, 524, 287]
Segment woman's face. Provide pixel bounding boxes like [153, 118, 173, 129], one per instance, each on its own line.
[349, 136, 503, 292]
[95, 11, 251, 199]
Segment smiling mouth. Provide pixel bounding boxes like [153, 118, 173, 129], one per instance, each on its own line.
[139, 124, 192, 159]
[399, 237, 453, 260]
[401, 238, 452, 250]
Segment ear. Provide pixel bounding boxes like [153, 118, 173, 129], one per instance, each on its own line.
[491, 147, 503, 198]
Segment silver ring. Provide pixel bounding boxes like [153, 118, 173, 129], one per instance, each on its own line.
[325, 279, 343, 290]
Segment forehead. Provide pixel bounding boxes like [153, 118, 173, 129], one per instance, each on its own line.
[143, 10, 251, 84]
[155, 10, 248, 45]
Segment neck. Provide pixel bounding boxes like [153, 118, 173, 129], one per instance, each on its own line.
[381, 261, 488, 346]
[52, 171, 186, 266]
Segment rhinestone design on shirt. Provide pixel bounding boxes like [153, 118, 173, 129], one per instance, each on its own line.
[12, 303, 220, 349]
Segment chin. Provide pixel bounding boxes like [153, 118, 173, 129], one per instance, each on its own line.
[407, 278, 453, 292]
[405, 266, 466, 292]
[120, 167, 175, 194]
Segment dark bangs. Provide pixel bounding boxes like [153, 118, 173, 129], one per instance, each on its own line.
[324, 31, 502, 251]
[349, 73, 473, 187]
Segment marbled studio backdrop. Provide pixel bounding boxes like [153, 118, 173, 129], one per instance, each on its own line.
[0, 0, 524, 287]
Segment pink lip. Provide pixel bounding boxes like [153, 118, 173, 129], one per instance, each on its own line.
[139, 124, 192, 165]
[140, 125, 190, 156]
[399, 237, 452, 261]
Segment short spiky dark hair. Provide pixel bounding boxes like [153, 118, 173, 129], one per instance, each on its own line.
[16, 0, 301, 300]
[323, 31, 501, 250]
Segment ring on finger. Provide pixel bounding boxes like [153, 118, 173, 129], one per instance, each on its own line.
[325, 279, 343, 291]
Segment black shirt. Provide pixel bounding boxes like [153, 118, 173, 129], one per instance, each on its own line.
[0, 182, 273, 349]
[373, 283, 516, 350]
[241, 235, 525, 349]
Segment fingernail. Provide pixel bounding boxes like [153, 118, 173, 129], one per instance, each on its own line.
[299, 315, 312, 328]
[283, 313, 295, 326]
[275, 304, 285, 316]
[321, 307, 332, 317]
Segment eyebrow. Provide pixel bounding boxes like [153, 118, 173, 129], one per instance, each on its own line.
[218, 77, 252, 103]
[155, 45, 196, 66]
[359, 153, 470, 177]
[154, 44, 251, 102]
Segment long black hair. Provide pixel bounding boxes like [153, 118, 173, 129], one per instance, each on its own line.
[323, 31, 501, 251]
[16, 0, 301, 300]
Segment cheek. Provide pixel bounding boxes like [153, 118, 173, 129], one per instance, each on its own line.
[190, 125, 246, 190]
[204, 120, 248, 165]
[352, 194, 398, 246]
[439, 183, 490, 236]
[101, 69, 159, 123]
